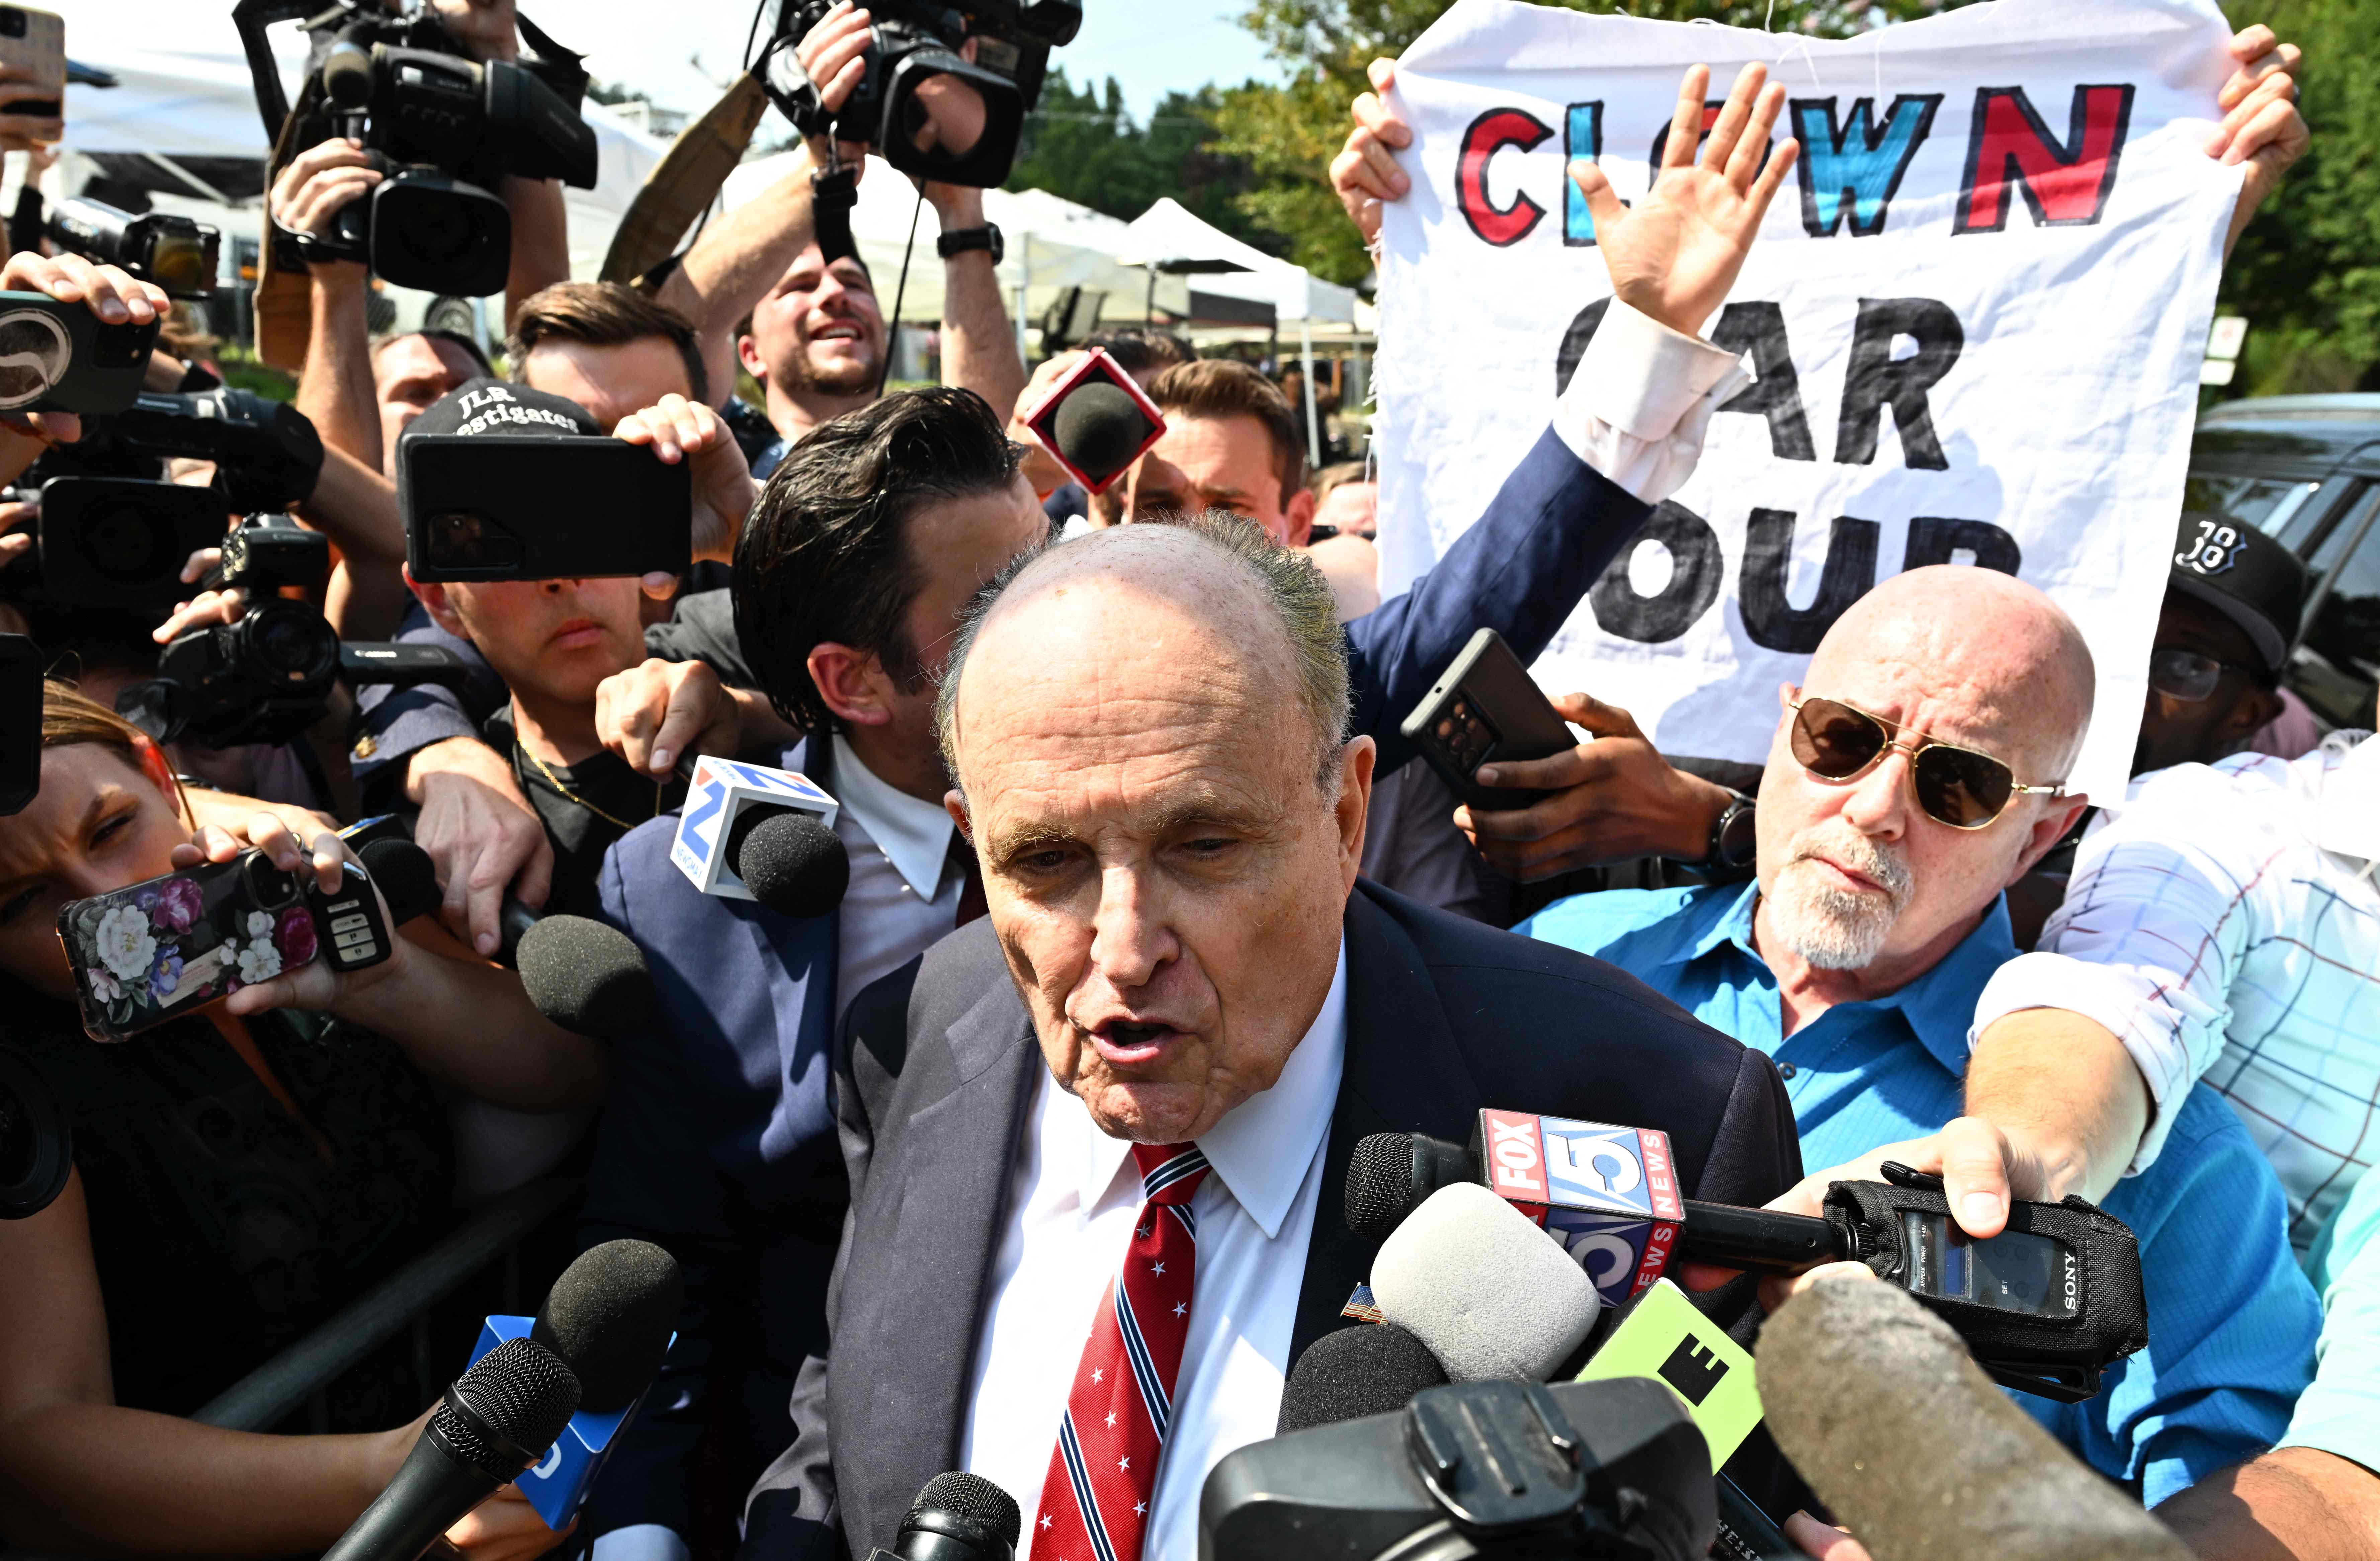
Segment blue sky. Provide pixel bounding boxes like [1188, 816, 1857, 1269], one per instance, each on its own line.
[1056, 0, 1286, 115]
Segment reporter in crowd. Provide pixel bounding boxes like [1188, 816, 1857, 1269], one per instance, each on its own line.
[0, 684, 600, 1560]
[1518, 567, 2320, 1511]
[741, 511, 1799, 1561]
[576, 59, 1810, 1553]
[1125, 358, 1318, 543]
[351, 283, 754, 954]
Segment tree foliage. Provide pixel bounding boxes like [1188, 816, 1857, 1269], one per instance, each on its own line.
[2216, 0, 2380, 394]
[1006, 68, 1280, 251]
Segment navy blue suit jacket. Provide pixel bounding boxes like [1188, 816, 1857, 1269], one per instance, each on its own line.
[576, 429, 1653, 1543]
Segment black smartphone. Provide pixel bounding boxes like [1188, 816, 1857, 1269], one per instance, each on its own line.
[38, 477, 231, 607]
[400, 435, 694, 582]
[1399, 627, 1576, 812]
[0, 291, 161, 416]
[1711, 1474, 1801, 1561]
[0, 632, 39, 816]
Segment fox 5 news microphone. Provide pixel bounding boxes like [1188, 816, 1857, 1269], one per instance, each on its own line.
[458, 1239, 684, 1533]
[669, 756, 850, 918]
[1759, 1272, 2191, 1561]
[1349, 1114, 2148, 1401]
[321, 1337, 581, 1561]
[356, 836, 657, 1040]
[1203, 1375, 1712, 1561]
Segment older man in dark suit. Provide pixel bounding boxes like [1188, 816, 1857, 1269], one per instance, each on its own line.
[742, 503, 1802, 1561]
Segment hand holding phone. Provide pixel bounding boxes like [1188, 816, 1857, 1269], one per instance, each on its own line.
[59, 844, 396, 1042]
[1399, 628, 1577, 812]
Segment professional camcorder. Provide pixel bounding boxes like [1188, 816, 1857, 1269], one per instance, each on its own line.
[765, 0, 1081, 188]
[121, 547, 470, 751]
[22, 388, 325, 609]
[46, 197, 221, 299]
[236, 0, 597, 296]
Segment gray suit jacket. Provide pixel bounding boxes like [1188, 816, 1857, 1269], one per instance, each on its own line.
[740, 881, 1803, 1559]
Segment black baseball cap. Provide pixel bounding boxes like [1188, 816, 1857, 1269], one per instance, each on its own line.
[403, 377, 600, 443]
[2167, 510, 2313, 677]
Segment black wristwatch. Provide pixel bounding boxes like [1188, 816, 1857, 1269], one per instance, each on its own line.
[1702, 789, 1758, 873]
[936, 224, 1003, 265]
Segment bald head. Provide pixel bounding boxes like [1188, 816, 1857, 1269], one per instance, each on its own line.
[1752, 566, 2097, 988]
[937, 516, 1351, 793]
[1808, 566, 2095, 781]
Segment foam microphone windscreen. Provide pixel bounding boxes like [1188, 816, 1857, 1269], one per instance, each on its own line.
[1757, 1273, 2191, 1561]
[358, 838, 441, 926]
[532, 1239, 685, 1414]
[1051, 382, 1153, 487]
[1276, 1322, 1449, 1434]
[516, 915, 658, 1041]
[730, 806, 851, 919]
[1368, 1182, 1600, 1382]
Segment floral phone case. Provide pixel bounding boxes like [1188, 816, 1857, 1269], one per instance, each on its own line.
[57, 848, 395, 1043]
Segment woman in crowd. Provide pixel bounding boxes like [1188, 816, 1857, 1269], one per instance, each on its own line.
[0, 683, 602, 1559]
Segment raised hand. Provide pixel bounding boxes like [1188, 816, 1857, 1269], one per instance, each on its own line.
[1569, 62, 1799, 337]
[2209, 24, 2305, 254]
[1329, 58, 1411, 249]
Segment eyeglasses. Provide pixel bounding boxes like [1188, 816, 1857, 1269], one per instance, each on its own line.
[1788, 696, 2067, 830]
[2147, 645, 2255, 703]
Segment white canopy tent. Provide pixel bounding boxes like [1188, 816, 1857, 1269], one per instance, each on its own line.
[35, 3, 670, 335]
[718, 149, 1184, 355]
[1118, 198, 1360, 462]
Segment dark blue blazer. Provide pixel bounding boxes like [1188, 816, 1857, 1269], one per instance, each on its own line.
[574, 429, 1653, 1544]
[578, 733, 849, 1549]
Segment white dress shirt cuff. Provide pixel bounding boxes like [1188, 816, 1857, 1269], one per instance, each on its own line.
[592, 1524, 691, 1561]
[1968, 951, 2210, 1175]
[1549, 296, 1751, 505]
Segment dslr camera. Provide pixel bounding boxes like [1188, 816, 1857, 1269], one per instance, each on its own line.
[25, 388, 325, 610]
[767, 0, 1081, 187]
[243, 0, 598, 296]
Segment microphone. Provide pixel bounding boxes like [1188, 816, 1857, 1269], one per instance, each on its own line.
[1016, 348, 1166, 495]
[357, 838, 658, 1041]
[457, 1239, 684, 1532]
[1277, 1322, 1447, 1434]
[1349, 1119, 2148, 1401]
[727, 803, 851, 919]
[1369, 1182, 1601, 1381]
[1758, 1272, 2191, 1561]
[321, 1336, 582, 1561]
[871, 1472, 1020, 1561]
[671, 756, 850, 916]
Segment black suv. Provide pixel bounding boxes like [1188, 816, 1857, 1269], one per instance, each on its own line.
[2188, 393, 2380, 729]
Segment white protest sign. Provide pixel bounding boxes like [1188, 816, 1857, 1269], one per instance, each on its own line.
[1373, 0, 2240, 798]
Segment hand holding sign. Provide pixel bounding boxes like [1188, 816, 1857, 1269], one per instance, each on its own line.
[1567, 61, 1800, 338]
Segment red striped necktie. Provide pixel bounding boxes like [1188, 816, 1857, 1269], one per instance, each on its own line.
[1031, 1142, 1210, 1561]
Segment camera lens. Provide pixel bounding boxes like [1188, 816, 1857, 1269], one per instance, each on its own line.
[248, 605, 335, 679]
[0, 11, 27, 40]
[147, 234, 215, 298]
[244, 854, 300, 911]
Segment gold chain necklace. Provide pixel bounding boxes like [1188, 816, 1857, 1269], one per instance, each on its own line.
[522, 745, 657, 833]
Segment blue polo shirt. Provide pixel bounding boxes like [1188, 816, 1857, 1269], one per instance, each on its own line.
[1521, 882, 2320, 1506]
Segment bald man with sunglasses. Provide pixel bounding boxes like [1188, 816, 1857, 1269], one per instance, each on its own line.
[1520, 566, 2319, 1524]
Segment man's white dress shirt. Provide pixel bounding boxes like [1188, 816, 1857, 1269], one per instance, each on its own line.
[960, 949, 1348, 1561]
[830, 733, 965, 1015]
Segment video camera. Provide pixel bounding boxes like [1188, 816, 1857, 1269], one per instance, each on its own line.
[120, 526, 471, 750]
[46, 197, 221, 299]
[237, 0, 598, 297]
[765, 0, 1081, 188]
[21, 388, 325, 609]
